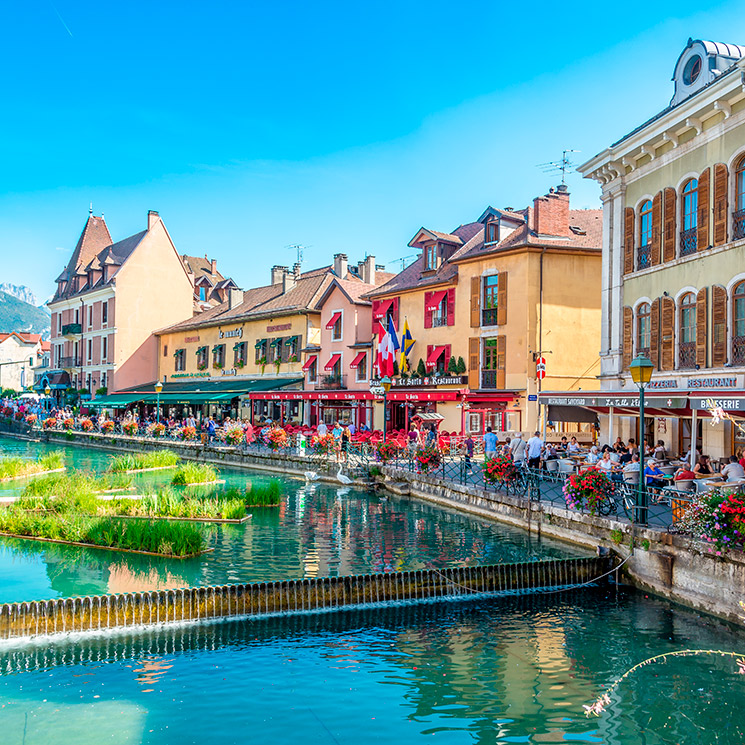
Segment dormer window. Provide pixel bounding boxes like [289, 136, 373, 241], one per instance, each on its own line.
[485, 221, 499, 244]
[424, 243, 438, 270]
[683, 55, 702, 85]
[199, 286, 207, 302]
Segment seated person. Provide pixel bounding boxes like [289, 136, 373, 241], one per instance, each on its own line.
[585, 446, 600, 464]
[644, 461, 667, 493]
[597, 451, 622, 480]
[558, 436, 569, 452]
[674, 464, 696, 482]
[544, 443, 558, 460]
[567, 436, 581, 453]
[623, 453, 641, 477]
[653, 440, 666, 460]
[693, 455, 714, 477]
[613, 437, 625, 452]
[721, 455, 745, 483]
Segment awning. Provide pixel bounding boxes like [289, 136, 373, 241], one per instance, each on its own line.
[324, 353, 341, 371]
[373, 299, 393, 320]
[547, 405, 599, 424]
[425, 290, 448, 312]
[302, 355, 317, 372]
[255, 339, 266, 349]
[349, 352, 367, 369]
[196, 346, 207, 354]
[326, 311, 342, 329]
[270, 338, 283, 348]
[140, 392, 237, 405]
[232, 342, 244, 351]
[87, 394, 146, 408]
[33, 371, 70, 391]
[412, 412, 444, 421]
[426, 346, 448, 365]
[120, 378, 303, 396]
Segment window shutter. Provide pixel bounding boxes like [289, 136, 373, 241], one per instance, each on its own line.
[496, 335, 506, 389]
[426, 344, 433, 370]
[712, 285, 728, 366]
[649, 298, 660, 369]
[371, 300, 380, 335]
[497, 272, 508, 325]
[391, 297, 400, 328]
[443, 344, 452, 371]
[663, 187, 677, 262]
[624, 207, 634, 274]
[696, 287, 707, 367]
[697, 167, 710, 251]
[713, 164, 729, 246]
[622, 306, 633, 370]
[660, 296, 675, 371]
[468, 337, 480, 389]
[446, 288, 455, 326]
[423, 292, 432, 329]
[280, 337, 291, 363]
[651, 191, 662, 265]
[470, 276, 480, 327]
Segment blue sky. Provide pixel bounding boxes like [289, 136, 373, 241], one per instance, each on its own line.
[1, 1, 742, 302]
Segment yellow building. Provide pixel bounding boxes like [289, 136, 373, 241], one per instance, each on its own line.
[368, 187, 602, 437]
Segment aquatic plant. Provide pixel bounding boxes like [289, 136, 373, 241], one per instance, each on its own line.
[0, 451, 64, 480]
[171, 462, 219, 486]
[109, 450, 180, 473]
[245, 480, 282, 506]
[101, 487, 246, 521]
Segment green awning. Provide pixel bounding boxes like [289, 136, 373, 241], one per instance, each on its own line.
[87, 394, 146, 408]
[269, 338, 282, 347]
[255, 339, 266, 349]
[139, 392, 237, 405]
[121, 378, 303, 396]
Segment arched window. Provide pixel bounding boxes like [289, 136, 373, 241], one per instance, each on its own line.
[733, 281, 745, 365]
[638, 200, 652, 269]
[679, 292, 697, 368]
[734, 156, 745, 240]
[680, 179, 698, 256]
[637, 302, 651, 356]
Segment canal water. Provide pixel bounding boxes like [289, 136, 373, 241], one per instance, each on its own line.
[0, 436, 585, 603]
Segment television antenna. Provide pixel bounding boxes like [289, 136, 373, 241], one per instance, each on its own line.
[537, 149, 580, 185]
[394, 254, 417, 271]
[286, 244, 310, 266]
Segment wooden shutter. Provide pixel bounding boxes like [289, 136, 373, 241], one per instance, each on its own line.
[651, 191, 662, 265]
[371, 300, 380, 336]
[696, 288, 707, 367]
[468, 337, 480, 389]
[423, 292, 432, 329]
[470, 276, 480, 327]
[663, 187, 677, 262]
[649, 298, 660, 369]
[713, 163, 729, 246]
[712, 284, 728, 366]
[391, 297, 400, 327]
[697, 167, 710, 251]
[280, 337, 290, 363]
[496, 335, 506, 389]
[497, 272, 508, 325]
[443, 344, 452, 371]
[624, 207, 635, 274]
[446, 288, 455, 327]
[622, 306, 633, 369]
[660, 296, 675, 371]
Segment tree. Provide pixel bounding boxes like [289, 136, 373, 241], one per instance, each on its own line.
[447, 356, 459, 375]
[417, 358, 427, 377]
[457, 356, 466, 374]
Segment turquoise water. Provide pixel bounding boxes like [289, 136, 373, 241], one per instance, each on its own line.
[0, 436, 585, 602]
[1, 588, 744, 744]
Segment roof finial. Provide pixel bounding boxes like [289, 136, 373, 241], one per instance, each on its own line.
[89, 202, 93, 216]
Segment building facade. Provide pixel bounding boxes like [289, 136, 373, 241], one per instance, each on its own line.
[0, 333, 49, 392]
[574, 38, 745, 459]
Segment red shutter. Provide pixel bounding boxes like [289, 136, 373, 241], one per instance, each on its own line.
[624, 207, 635, 274]
[426, 345, 433, 367]
[663, 187, 677, 262]
[446, 288, 455, 326]
[391, 297, 400, 328]
[651, 191, 662, 265]
[443, 344, 452, 371]
[697, 167, 710, 251]
[713, 164, 728, 246]
[423, 292, 432, 329]
[371, 300, 380, 336]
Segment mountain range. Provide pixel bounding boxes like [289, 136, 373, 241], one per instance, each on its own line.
[0, 289, 51, 338]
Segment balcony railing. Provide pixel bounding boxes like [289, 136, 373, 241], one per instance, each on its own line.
[733, 336, 745, 366]
[315, 374, 347, 390]
[678, 341, 697, 369]
[734, 209, 745, 241]
[61, 323, 82, 337]
[637, 243, 651, 270]
[481, 370, 499, 389]
[58, 356, 81, 368]
[482, 308, 498, 326]
[431, 316, 448, 327]
[680, 228, 697, 257]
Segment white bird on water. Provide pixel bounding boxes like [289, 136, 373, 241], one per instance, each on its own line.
[304, 471, 319, 481]
[336, 467, 353, 485]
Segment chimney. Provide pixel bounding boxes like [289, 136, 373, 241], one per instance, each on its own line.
[147, 210, 160, 230]
[271, 265, 287, 285]
[361, 255, 376, 285]
[228, 288, 243, 309]
[293, 262, 302, 279]
[283, 271, 296, 294]
[210, 258, 217, 276]
[333, 253, 348, 278]
[533, 186, 570, 237]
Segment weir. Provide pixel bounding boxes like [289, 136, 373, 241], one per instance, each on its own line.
[0, 556, 611, 640]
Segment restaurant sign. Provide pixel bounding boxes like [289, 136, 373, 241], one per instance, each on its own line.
[691, 396, 745, 411]
[687, 376, 739, 389]
[172, 372, 210, 378]
[541, 395, 688, 409]
[219, 328, 243, 339]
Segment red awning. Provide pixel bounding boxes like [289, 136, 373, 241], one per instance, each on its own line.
[425, 290, 447, 312]
[326, 311, 342, 329]
[301, 355, 317, 372]
[373, 298, 393, 320]
[426, 345, 448, 365]
[349, 351, 367, 369]
[324, 353, 341, 371]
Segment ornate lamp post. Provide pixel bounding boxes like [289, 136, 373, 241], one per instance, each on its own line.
[629, 354, 654, 525]
[155, 380, 163, 425]
[381, 375, 392, 442]
[44, 385, 51, 413]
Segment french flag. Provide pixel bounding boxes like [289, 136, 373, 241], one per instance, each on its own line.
[376, 317, 399, 377]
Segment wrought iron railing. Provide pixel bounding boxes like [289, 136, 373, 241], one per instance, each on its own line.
[431, 316, 448, 327]
[61, 323, 82, 336]
[482, 308, 498, 326]
[680, 227, 697, 256]
[733, 335, 745, 366]
[733, 208, 745, 241]
[315, 374, 347, 390]
[637, 243, 651, 269]
[678, 341, 697, 369]
[58, 356, 80, 368]
[481, 370, 498, 389]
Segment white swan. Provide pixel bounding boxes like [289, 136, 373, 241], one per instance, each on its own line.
[304, 471, 319, 481]
[336, 467, 353, 485]
[336, 487, 351, 498]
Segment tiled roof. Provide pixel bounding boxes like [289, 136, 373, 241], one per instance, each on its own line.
[64, 215, 112, 279]
[0, 332, 43, 345]
[182, 254, 226, 283]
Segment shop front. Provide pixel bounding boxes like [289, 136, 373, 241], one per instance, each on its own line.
[461, 391, 522, 435]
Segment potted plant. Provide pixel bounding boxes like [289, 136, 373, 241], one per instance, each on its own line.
[258, 356, 267, 375]
[562, 470, 616, 515]
[483, 454, 517, 485]
[414, 444, 441, 473]
[122, 420, 139, 436]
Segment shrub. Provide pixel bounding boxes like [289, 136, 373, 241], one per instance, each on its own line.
[63, 418, 74, 430]
[224, 425, 244, 446]
[264, 427, 288, 450]
[171, 462, 219, 486]
[25, 413, 37, 425]
[176, 425, 197, 441]
[311, 432, 336, 454]
[147, 422, 166, 438]
[678, 488, 745, 555]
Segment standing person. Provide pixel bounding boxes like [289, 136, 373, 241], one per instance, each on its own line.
[340, 425, 351, 463]
[510, 432, 526, 466]
[332, 421, 343, 462]
[483, 427, 498, 460]
[425, 424, 437, 448]
[317, 420, 328, 437]
[462, 433, 475, 473]
[526, 431, 543, 469]
[207, 417, 216, 443]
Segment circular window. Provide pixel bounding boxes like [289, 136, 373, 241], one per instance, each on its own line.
[683, 55, 702, 85]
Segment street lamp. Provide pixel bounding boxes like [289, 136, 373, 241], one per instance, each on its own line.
[44, 385, 51, 413]
[155, 380, 163, 424]
[629, 354, 654, 525]
[381, 375, 392, 442]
